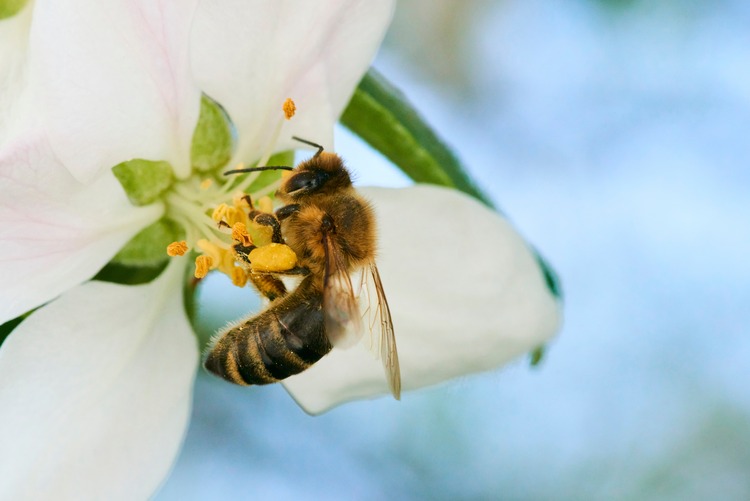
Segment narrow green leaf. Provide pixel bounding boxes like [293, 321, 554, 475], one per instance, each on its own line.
[191, 94, 235, 172]
[112, 159, 173, 206]
[341, 68, 493, 207]
[0, 0, 27, 19]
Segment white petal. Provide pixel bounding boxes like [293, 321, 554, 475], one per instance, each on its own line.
[0, 259, 198, 500]
[191, 0, 395, 162]
[284, 185, 561, 414]
[0, 0, 34, 143]
[28, 0, 201, 181]
[0, 132, 162, 324]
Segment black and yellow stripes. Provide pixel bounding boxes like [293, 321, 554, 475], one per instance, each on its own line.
[203, 275, 333, 386]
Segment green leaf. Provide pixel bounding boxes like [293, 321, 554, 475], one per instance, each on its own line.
[112, 218, 184, 267]
[0, 0, 27, 19]
[112, 159, 174, 206]
[341, 67, 493, 207]
[191, 94, 235, 172]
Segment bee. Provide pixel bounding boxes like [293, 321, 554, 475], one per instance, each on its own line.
[203, 137, 401, 399]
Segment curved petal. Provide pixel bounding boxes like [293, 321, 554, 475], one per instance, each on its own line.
[0, 258, 197, 500]
[191, 0, 395, 162]
[0, 132, 163, 324]
[0, 0, 33, 144]
[283, 185, 561, 414]
[28, 0, 201, 181]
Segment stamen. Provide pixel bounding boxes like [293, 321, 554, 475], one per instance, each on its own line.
[166, 240, 188, 257]
[230, 266, 248, 287]
[194, 255, 213, 278]
[283, 98, 296, 120]
[231, 222, 252, 246]
[200, 179, 213, 190]
[257, 196, 274, 214]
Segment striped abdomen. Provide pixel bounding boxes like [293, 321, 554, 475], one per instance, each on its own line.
[203, 275, 332, 385]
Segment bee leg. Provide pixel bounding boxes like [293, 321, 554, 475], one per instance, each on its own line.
[251, 266, 310, 277]
[243, 195, 284, 244]
[247, 272, 287, 301]
[275, 204, 301, 221]
[232, 242, 287, 301]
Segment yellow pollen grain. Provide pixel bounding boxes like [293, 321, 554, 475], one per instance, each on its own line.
[200, 178, 213, 190]
[166, 240, 188, 257]
[230, 266, 248, 287]
[249, 243, 297, 272]
[194, 255, 213, 278]
[258, 196, 274, 214]
[232, 222, 252, 246]
[283, 98, 296, 119]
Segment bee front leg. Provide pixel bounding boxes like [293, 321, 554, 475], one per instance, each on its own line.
[275, 204, 301, 221]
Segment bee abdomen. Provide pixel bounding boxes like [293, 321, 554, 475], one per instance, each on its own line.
[204, 276, 332, 386]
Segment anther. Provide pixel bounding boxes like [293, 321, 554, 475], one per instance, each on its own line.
[194, 255, 213, 278]
[232, 222, 253, 246]
[283, 98, 296, 120]
[230, 266, 248, 287]
[200, 179, 213, 190]
[166, 241, 188, 257]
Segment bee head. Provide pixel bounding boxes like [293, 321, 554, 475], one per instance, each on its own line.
[279, 152, 352, 201]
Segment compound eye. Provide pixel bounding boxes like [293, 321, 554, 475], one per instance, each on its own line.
[286, 170, 327, 194]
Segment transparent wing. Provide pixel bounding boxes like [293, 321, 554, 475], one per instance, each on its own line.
[360, 261, 401, 400]
[321, 227, 363, 348]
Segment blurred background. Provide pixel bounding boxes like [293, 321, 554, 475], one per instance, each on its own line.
[157, 1, 750, 499]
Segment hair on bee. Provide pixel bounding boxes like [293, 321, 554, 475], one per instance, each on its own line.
[203, 137, 401, 400]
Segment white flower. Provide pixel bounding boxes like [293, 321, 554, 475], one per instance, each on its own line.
[0, 0, 560, 499]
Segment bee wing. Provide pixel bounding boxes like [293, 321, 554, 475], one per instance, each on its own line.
[321, 226, 363, 348]
[360, 262, 401, 400]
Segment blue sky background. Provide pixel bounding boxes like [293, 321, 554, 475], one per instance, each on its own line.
[157, 1, 750, 499]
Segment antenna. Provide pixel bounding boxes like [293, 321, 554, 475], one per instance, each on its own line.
[292, 136, 324, 157]
[223, 166, 293, 176]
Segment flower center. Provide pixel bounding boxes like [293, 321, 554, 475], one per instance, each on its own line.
[163, 98, 299, 287]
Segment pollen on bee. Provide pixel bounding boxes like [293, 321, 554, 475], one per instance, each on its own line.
[248, 243, 297, 272]
[283, 98, 296, 120]
[166, 240, 188, 257]
[194, 255, 213, 278]
[231, 222, 252, 246]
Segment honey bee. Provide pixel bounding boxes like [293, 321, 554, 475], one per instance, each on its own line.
[203, 137, 401, 399]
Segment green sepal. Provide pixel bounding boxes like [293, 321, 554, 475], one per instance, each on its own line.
[93, 261, 168, 286]
[112, 159, 174, 206]
[0, 0, 27, 19]
[341, 68, 493, 207]
[191, 94, 235, 172]
[111, 219, 184, 267]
